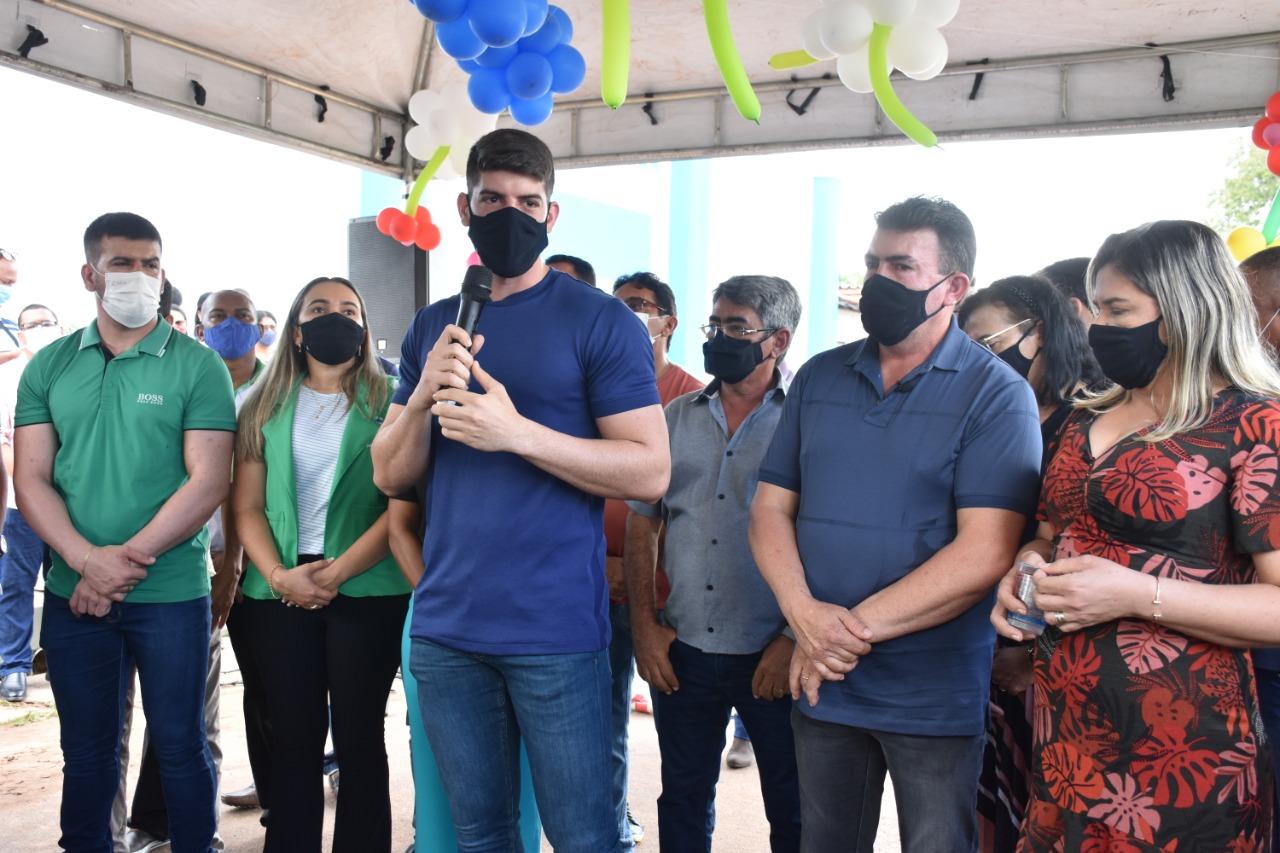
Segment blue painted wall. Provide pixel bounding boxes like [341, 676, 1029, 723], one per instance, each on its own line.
[546, 192, 653, 288]
[807, 177, 840, 358]
[667, 160, 711, 374]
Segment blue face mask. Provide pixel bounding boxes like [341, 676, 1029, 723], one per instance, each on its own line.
[204, 317, 261, 360]
[260, 329, 278, 347]
[0, 289, 13, 311]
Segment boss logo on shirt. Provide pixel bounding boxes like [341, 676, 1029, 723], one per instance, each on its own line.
[136, 392, 166, 406]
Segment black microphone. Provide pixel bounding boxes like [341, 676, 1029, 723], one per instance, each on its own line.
[443, 266, 493, 407]
[455, 265, 493, 340]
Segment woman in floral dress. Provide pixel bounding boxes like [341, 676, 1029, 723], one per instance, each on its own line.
[992, 220, 1280, 851]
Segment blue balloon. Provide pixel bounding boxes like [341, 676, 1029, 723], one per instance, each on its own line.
[468, 0, 527, 49]
[509, 92, 554, 126]
[505, 52, 553, 100]
[517, 16, 561, 55]
[437, 17, 486, 60]
[468, 67, 513, 114]
[475, 43, 519, 69]
[546, 6, 572, 44]
[522, 0, 549, 36]
[546, 44, 585, 94]
[458, 58, 484, 74]
[413, 0, 469, 23]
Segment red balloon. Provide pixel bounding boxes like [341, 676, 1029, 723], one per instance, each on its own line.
[1270, 146, 1280, 177]
[1255, 118, 1274, 150]
[389, 214, 417, 243]
[1265, 124, 1280, 148]
[1268, 91, 1280, 123]
[376, 207, 400, 236]
[415, 223, 442, 251]
[414, 206, 434, 225]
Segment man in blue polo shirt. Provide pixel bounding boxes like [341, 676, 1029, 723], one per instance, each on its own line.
[372, 129, 670, 852]
[751, 197, 1041, 853]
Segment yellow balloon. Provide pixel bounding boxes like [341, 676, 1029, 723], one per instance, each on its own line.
[1228, 227, 1267, 261]
[1272, 235, 1280, 248]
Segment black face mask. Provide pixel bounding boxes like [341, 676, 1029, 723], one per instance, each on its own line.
[300, 312, 364, 366]
[859, 273, 950, 346]
[998, 325, 1039, 379]
[468, 206, 549, 279]
[1088, 318, 1168, 389]
[703, 332, 768, 384]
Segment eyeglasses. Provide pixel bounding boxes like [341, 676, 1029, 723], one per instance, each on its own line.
[0, 250, 14, 262]
[977, 318, 1032, 352]
[19, 320, 57, 331]
[620, 296, 669, 316]
[700, 323, 779, 341]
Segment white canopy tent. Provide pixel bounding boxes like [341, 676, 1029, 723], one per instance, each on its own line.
[2, 0, 1278, 178]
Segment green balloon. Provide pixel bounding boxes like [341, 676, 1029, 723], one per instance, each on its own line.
[1264, 187, 1280, 244]
[704, 0, 760, 124]
[868, 23, 937, 148]
[602, 0, 630, 109]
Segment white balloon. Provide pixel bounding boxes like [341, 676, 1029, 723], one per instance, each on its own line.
[863, 0, 916, 26]
[888, 24, 946, 75]
[819, 0, 873, 57]
[802, 9, 835, 60]
[434, 157, 458, 181]
[428, 109, 461, 147]
[911, 0, 959, 27]
[837, 45, 879, 94]
[404, 125, 436, 161]
[449, 142, 471, 177]
[408, 90, 442, 125]
[902, 47, 947, 80]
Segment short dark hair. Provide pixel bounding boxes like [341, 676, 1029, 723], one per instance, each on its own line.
[466, 129, 555, 197]
[159, 278, 174, 320]
[1241, 246, 1280, 289]
[256, 309, 277, 324]
[1038, 257, 1091, 306]
[83, 212, 162, 265]
[957, 275, 1107, 406]
[170, 305, 187, 323]
[874, 197, 976, 278]
[166, 279, 184, 307]
[547, 254, 596, 286]
[614, 272, 677, 316]
[17, 303, 57, 327]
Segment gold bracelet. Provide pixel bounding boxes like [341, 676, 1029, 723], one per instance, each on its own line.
[267, 564, 285, 600]
[1152, 576, 1163, 622]
[80, 546, 96, 574]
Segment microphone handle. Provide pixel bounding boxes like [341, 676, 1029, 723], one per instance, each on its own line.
[443, 297, 485, 407]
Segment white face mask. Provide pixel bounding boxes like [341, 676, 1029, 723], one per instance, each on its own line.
[22, 325, 61, 353]
[100, 270, 161, 329]
[633, 311, 662, 344]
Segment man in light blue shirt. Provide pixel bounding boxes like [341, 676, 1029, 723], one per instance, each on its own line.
[627, 275, 803, 853]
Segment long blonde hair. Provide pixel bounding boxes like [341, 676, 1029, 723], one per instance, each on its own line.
[236, 276, 390, 460]
[1078, 220, 1280, 440]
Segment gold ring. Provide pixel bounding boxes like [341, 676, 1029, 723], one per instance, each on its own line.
[1053, 610, 1066, 626]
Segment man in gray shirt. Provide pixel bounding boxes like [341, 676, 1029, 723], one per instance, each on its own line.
[625, 275, 802, 853]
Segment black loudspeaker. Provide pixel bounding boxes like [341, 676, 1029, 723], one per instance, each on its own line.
[347, 216, 430, 362]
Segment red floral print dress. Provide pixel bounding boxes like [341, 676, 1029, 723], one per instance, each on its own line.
[1019, 391, 1280, 852]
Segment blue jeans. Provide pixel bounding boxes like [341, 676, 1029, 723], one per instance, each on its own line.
[42, 593, 215, 853]
[791, 709, 985, 853]
[409, 637, 620, 853]
[0, 508, 47, 675]
[608, 603, 636, 850]
[652, 640, 801, 853]
[1256, 666, 1280, 851]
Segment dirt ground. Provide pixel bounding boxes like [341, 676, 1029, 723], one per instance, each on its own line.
[0, 634, 902, 852]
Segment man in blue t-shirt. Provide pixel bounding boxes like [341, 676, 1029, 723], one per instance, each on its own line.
[751, 197, 1042, 853]
[372, 129, 670, 853]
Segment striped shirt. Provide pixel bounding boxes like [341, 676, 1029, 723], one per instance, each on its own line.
[293, 385, 350, 555]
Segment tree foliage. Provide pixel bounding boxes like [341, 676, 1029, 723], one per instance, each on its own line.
[1209, 143, 1276, 234]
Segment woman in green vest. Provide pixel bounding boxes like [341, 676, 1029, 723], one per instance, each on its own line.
[232, 276, 410, 853]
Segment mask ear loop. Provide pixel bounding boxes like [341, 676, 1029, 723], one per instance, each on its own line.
[923, 273, 954, 321]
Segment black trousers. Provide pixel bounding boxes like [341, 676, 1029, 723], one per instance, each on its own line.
[237, 591, 409, 853]
[227, 593, 274, 811]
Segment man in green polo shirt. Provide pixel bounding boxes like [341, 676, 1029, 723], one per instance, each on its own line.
[14, 212, 236, 852]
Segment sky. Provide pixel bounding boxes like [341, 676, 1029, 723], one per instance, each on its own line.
[0, 63, 1246, 356]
